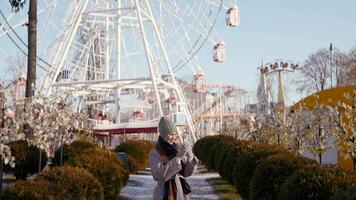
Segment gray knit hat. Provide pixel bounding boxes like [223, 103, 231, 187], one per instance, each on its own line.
[158, 116, 177, 138]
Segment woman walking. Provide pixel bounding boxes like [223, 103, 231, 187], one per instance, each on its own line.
[149, 117, 199, 200]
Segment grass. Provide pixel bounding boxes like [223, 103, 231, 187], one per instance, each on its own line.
[207, 177, 243, 200]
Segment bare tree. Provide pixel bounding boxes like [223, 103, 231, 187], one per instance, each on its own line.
[5, 54, 26, 82]
[297, 47, 348, 95]
[344, 47, 356, 86]
[333, 49, 348, 86]
[297, 48, 330, 94]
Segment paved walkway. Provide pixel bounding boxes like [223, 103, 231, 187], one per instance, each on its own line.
[119, 166, 221, 200]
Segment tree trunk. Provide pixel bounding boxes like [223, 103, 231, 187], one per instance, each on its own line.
[353, 158, 356, 173]
[318, 125, 322, 164]
[38, 150, 42, 173]
[0, 158, 3, 192]
[25, 0, 37, 98]
[60, 144, 63, 166]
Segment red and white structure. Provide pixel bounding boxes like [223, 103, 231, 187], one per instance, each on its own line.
[0, 0, 242, 145]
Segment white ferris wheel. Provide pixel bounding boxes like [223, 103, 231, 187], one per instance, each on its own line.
[0, 0, 241, 142]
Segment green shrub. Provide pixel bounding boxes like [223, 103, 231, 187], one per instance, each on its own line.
[125, 154, 140, 174]
[331, 185, 356, 200]
[39, 166, 104, 200]
[67, 147, 129, 200]
[277, 165, 356, 200]
[215, 143, 234, 175]
[249, 153, 317, 200]
[213, 139, 242, 173]
[221, 140, 251, 183]
[193, 136, 213, 163]
[143, 140, 155, 150]
[0, 179, 55, 200]
[52, 140, 96, 166]
[115, 140, 154, 170]
[206, 142, 221, 170]
[199, 135, 237, 170]
[4, 140, 47, 180]
[232, 143, 286, 199]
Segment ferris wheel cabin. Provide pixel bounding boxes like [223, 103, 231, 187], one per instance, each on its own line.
[13, 75, 26, 101]
[192, 74, 206, 93]
[226, 6, 240, 27]
[213, 42, 226, 62]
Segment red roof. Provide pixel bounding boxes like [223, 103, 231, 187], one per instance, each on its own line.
[94, 120, 158, 135]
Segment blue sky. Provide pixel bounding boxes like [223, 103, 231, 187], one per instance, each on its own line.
[197, 0, 356, 104]
[1, 0, 356, 105]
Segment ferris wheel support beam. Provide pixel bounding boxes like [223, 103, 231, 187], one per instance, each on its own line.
[42, 0, 89, 96]
[143, 0, 197, 143]
[133, 0, 163, 117]
[115, 0, 122, 123]
[105, 1, 110, 80]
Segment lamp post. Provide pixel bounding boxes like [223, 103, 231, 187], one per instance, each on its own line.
[329, 43, 333, 88]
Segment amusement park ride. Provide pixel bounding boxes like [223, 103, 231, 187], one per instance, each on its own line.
[257, 60, 299, 120]
[0, 0, 247, 146]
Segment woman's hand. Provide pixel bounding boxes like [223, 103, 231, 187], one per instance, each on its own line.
[185, 144, 194, 159]
[177, 142, 190, 158]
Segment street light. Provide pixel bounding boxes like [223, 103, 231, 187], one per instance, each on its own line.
[329, 43, 333, 88]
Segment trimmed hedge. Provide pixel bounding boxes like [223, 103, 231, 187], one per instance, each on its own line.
[52, 140, 96, 166]
[125, 154, 140, 174]
[277, 165, 356, 200]
[39, 166, 104, 200]
[331, 185, 356, 200]
[0, 179, 55, 200]
[194, 135, 356, 200]
[221, 140, 251, 183]
[249, 153, 317, 200]
[214, 142, 234, 175]
[115, 140, 155, 171]
[194, 135, 239, 170]
[2, 139, 132, 200]
[4, 140, 47, 180]
[232, 143, 287, 199]
[67, 147, 129, 200]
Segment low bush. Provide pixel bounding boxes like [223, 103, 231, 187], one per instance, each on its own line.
[214, 143, 234, 175]
[277, 165, 356, 200]
[331, 185, 356, 200]
[52, 139, 96, 166]
[125, 154, 140, 174]
[39, 166, 104, 200]
[115, 140, 154, 171]
[5, 140, 47, 180]
[221, 140, 251, 183]
[67, 147, 129, 200]
[0, 179, 55, 200]
[213, 138, 243, 173]
[196, 135, 237, 170]
[249, 153, 317, 200]
[206, 142, 221, 170]
[193, 136, 215, 164]
[232, 143, 286, 199]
